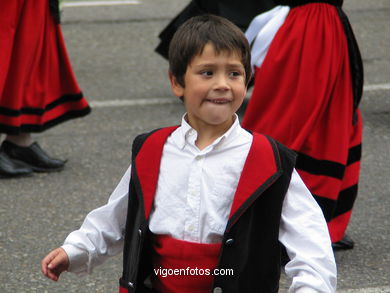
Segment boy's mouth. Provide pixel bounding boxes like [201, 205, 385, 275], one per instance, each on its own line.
[205, 98, 231, 104]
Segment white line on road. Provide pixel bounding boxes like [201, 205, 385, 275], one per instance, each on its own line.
[90, 83, 390, 109]
[90, 97, 178, 108]
[338, 286, 390, 293]
[63, 0, 140, 8]
[364, 83, 390, 91]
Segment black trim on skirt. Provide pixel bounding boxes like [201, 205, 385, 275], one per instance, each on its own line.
[336, 7, 364, 124]
[312, 183, 358, 221]
[0, 107, 91, 135]
[49, 0, 61, 24]
[295, 152, 345, 180]
[0, 93, 85, 117]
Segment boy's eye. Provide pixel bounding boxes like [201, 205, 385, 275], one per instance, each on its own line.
[200, 71, 213, 76]
[229, 71, 242, 77]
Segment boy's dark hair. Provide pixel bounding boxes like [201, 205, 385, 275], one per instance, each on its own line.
[168, 14, 252, 87]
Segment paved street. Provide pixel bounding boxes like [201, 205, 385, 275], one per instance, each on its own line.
[0, 0, 389, 292]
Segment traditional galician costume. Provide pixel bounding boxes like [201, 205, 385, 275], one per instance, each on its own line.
[0, 0, 90, 134]
[242, 0, 363, 247]
[0, 0, 90, 177]
[61, 117, 336, 293]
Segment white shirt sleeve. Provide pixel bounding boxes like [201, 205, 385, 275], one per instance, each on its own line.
[61, 165, 131, 275]
[279, 169, 337, 293]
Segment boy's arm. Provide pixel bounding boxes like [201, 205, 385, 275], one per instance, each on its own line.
[60, 165, 131, 276]
[279, 169, 337, 293]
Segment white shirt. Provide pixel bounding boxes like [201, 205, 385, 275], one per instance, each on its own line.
[62, 115, 337, 293]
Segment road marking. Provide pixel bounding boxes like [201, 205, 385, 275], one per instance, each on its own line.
[90, 98, 179, 108]
[364, 83, 390, 91]
[338, 286, 390, 293]
[90, 83, 390, 108]
[63, 0, 140, 8]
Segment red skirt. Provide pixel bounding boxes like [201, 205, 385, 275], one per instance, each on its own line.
[242, 3, 362, 242]
[0, 0, 90, 134]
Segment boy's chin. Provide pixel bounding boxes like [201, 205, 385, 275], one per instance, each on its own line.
[204, 113, 236, 127]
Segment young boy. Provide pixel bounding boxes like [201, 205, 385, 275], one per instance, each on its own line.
[41, 15, 337, 293]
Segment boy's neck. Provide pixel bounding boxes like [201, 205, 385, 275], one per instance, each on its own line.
[186, 116, 235, 150]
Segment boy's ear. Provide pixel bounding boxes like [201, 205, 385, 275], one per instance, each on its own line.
[168, 72, 184, 98]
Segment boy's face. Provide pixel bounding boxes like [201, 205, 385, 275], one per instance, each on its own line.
[170, 43, 247, 132]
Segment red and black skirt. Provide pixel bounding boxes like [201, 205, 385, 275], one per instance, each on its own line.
[242, 2, 363, 242]
[0, 0, 90, 134]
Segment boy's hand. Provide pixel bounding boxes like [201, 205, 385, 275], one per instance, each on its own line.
[41, 247, 69, 281]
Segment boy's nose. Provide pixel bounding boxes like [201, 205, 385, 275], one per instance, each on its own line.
[213, 75, 230, 90]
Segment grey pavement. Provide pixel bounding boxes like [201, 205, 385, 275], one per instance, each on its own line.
[0, 0, 389, 292]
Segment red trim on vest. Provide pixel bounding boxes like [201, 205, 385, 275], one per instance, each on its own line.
[152, 235, 221, 293]
[119, 286, 128, 293]
[229, 132, 278, 219]
[135, 126, 179, 219]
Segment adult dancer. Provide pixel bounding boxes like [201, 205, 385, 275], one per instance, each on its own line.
[242, 0, 363, 249]
[0, 0, 91, 177]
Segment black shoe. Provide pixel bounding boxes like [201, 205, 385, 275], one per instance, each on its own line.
[0, 150, 33, 178]
[1, 140, 67, 172]
[332, 234, 355, 250]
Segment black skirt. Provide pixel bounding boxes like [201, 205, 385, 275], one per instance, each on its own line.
[155, 0, 276, 59]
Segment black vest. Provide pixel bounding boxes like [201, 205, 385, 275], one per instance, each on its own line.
[120, 127, 296, 293]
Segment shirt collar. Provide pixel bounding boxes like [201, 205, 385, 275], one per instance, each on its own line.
[173, 114, 242, 150]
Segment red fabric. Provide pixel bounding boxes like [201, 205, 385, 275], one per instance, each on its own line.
[151, 235, 221, 293]
[242, 3, 362, 242]
[0, 0, 90, 133]
[327, 111, 362, 242]
[243, 4, 353, 159]
[134, 126, 179, 220]
[297, 170, 341, 200]
[229, 132, 278, 220]
[119, 286, 128, 293]
[328, 211, 352, 243]
[341, 161, 360, 190]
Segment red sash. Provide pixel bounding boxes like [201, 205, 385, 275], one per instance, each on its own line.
[151, 235, 221, 293]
